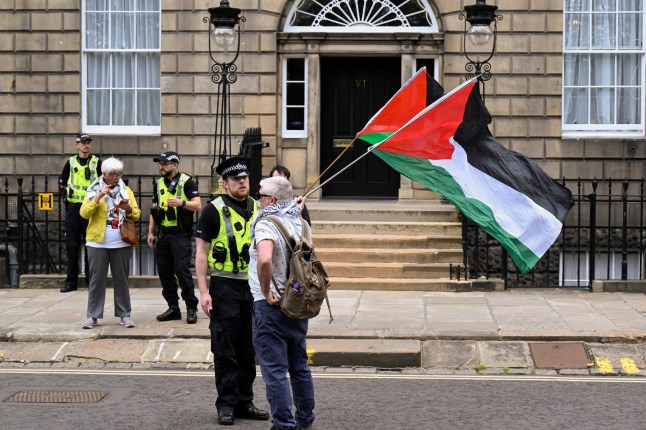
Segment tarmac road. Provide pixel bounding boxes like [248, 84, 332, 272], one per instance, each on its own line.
[1, 368, 645, 430]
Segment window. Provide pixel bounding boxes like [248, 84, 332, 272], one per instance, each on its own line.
[284, 0, 438, 33]
[560, 251, 643, 286]
[282, 58, 307, 138]
[82, 0, 161, 135]
[563, 0, 645, 137]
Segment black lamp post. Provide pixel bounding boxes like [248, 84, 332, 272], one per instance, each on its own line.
[204, 1, 245, 195]
[459, 0, 502, 96]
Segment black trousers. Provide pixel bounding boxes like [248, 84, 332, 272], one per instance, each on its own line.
[155, 232, 199, 309]
[64, 203, 88, 287]
[209, 276, 256, 411]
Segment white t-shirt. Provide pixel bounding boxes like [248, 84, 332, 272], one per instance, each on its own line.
[248, 215, 303, 302]
[86, 207, 130, 249]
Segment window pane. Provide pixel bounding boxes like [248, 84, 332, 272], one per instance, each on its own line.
[112, 90, 135, 125]
[565, 13, 590, 48]
[592, 13, 615, 48]
[87, 0, 109, 11]
[564, 54, 589, 86]
[286, 107, 304, 130]
[564, 88, 589, 124]
[287, 58, 305, 81]
[136, 12, 160, 49]
[136, 0, 159, 11]
[618, 13, 643, 49]
[620, 0, 643, 12]
[137, 53, 160, 88]
[87, 90, 110, 125]
[112, 53, 135, 88]
[592, 0, 612, 12]
[137, 90, 160, 126]
[111, 12, 135, 49]
[86, 12, 109, 49]
[590, 88, 615, 124]
[286, 83, 305, 105]
[618, 88, 641, 124]
[111, 0, 135, 10]
[618, 54, 641, 86]
[565, 0, 590, 12]
[87, 53, 110, 87]
[590, 54, 615, 86]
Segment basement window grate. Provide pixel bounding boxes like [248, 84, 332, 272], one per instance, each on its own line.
[4, 390, 108, 403]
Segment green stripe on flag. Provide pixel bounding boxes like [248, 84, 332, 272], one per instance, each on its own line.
[358, 132, 395, 145]
[373, 149, 540, 275]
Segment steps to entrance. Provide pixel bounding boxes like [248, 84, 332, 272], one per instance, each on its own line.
[307, 200, 476, 292]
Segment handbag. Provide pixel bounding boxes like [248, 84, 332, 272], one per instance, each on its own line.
[120, 218, 138, 246]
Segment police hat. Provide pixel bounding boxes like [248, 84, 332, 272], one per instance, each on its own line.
[153, 151, 181, 163]
[216, 156, 250, 178]
[76, 133, 92, 143]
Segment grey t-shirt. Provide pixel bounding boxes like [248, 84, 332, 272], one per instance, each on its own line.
[248, 214, 303, 302]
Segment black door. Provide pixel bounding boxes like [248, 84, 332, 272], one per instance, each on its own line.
[320, 57, 401, 199]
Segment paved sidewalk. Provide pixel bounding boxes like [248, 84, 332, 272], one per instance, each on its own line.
[0, 287, 645, 376]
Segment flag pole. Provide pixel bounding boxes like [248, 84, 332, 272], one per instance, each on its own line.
[304, 145, 374, 198]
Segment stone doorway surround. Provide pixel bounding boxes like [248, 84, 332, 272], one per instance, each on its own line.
[275, 0, 444, 201]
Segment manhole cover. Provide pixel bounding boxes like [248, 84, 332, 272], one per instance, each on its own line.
[529, 342, 590, 369]
[4, 391, 108, 403]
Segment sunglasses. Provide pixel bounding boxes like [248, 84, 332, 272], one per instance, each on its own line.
[255, 193, 274, 200]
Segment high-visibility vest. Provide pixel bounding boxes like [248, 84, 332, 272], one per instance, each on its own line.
[156, 172, 190, 228]
[67, 155, 99, 203]
[208, 196, 259, 280]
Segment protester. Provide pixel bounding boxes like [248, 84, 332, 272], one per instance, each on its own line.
[58, 133, 101, 293]
[147, 151, 202, 324]
[79, 157, 140, 329]
[249, 176, 315, 430]
[269, 165, 311, 226]
[195, 156, 269, 426]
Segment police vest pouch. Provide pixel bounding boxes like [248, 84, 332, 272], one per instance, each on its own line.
[264, 216, 333, 323]
[120, 218, 138, 246]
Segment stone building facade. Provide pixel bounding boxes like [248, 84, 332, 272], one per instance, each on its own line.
[1, 0, 644, 199]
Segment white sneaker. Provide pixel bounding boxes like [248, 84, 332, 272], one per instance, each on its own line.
[120, 317, 135, 328]
[82, 318, 97, 329]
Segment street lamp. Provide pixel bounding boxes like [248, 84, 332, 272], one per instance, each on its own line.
[459, 0, 502, 95]
[204, 1, 245, 195]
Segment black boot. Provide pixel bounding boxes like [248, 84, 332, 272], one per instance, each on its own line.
[60, 283, 78, 293]
[187, 308, 198, 324]
[156, 306, 181, 321]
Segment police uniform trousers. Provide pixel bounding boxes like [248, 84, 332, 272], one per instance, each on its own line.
[154, 230, 199, 310]
[64, 202, 88, 287]
[209, 275, 256, 412]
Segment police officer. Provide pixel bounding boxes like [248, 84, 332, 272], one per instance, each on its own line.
[195, 156, 269, 426]
[147, 151, 202, 324]
[58, 133, 101, 293]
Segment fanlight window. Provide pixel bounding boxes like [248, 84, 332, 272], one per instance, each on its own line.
[284, 0, 438, 33]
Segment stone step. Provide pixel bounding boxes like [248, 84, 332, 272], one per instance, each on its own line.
[306, 200, 459, 222]
[327, 277, 497, 292]
[312, 234, 462, 249]
[312, 221, 462, 235]
[325, 262, 453, 278]
[316, 247, 463, 264]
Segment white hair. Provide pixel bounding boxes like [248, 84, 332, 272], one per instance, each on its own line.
[259, 176, 293, 203]
[101, 157, 124, 175]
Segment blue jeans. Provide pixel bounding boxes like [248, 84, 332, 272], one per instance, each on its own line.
[252, 300, 315, 428]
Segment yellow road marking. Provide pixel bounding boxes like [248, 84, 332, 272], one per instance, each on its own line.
[595, 357, 613, 374]
[620, 358, 639, 374]
[306, 346, 315, 365]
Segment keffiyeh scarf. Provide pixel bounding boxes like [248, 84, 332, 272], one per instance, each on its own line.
[250, 201, 302, 239]
[86, 176, 130, 222]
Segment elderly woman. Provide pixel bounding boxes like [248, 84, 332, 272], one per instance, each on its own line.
[80, 157, 141, 329]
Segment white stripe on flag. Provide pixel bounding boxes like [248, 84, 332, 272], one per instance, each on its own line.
[431, 138, 563, 258]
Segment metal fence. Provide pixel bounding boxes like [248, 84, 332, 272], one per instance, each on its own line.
[2, 176, 645, 289]
[459, 178, 646, 288]
[0, 174, 210, 288]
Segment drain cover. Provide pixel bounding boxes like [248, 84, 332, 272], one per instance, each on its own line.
[4, 391, 108, 403]
[529, 342, 590, 369]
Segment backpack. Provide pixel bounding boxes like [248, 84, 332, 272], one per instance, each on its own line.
[263, 215, 333, 323]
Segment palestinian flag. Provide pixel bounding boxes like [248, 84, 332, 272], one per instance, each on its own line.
[370, 79, 574, 275]
[356, 66, 444, 145]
